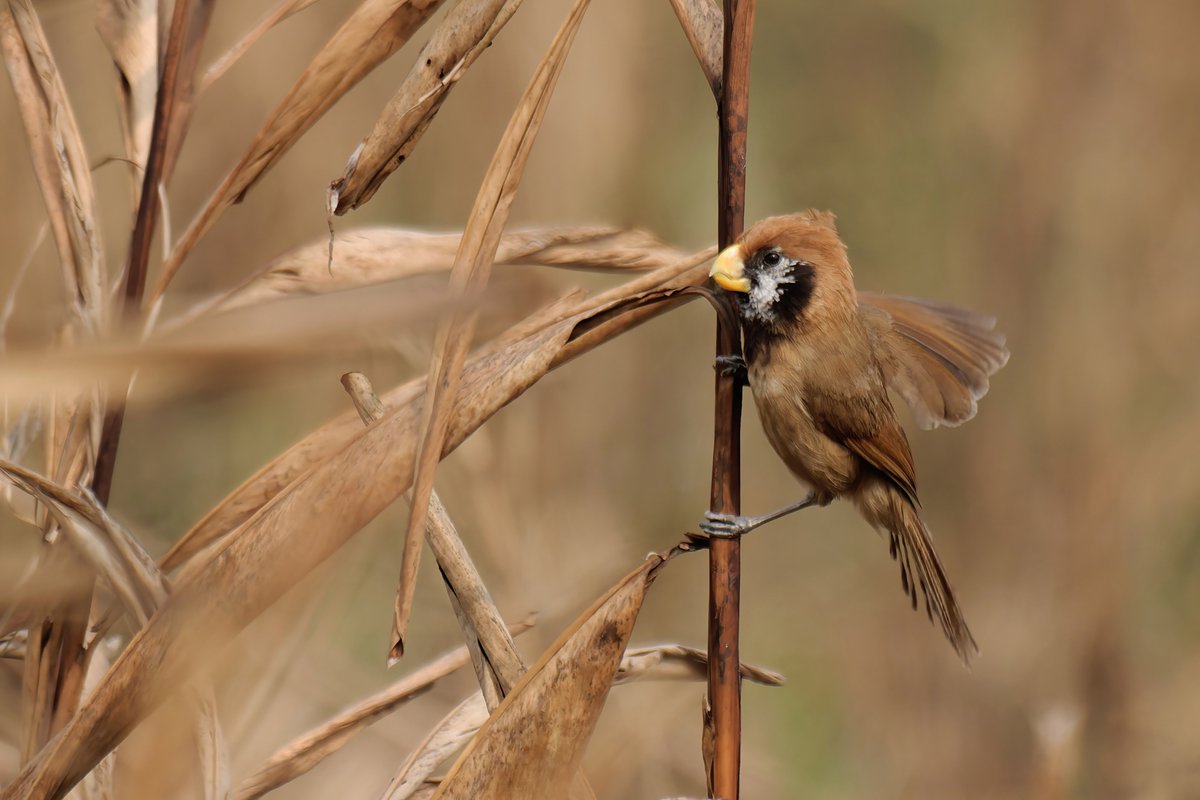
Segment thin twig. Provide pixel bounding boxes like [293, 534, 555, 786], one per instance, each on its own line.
[707, 1, 755, 798]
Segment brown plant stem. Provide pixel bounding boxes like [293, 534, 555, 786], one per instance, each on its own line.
[708, 1, 755, 798]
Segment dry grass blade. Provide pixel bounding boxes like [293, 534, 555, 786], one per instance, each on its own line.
[329, 0, 525, 212]
[199, 0, 322, 93]
[667, 0, 722, 98]
[2, 1, 106, 329]
[97, 0, 158, 195]
[390, 0, 592, 663]
[430, 550, 680, 799]
[232, 625, 529, 800]
[197, 226, 682, 316]
[163, 252, 711, 574]
[616, 645, 784, 686]
[381, 693, 488, 800]
[152, 0, 448, 303]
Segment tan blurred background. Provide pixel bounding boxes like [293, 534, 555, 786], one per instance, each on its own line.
[3, 0, 1200, 797]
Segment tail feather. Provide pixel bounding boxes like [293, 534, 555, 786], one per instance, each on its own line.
[892, 501, 974, 662]
[866, 489, 977, 662]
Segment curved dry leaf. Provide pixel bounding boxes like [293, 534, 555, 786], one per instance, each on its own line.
[154, 0, 448, 301]
[330, 0, 526, 213]
[392, 0, 592, 663]
[0, 460, 166, 625]
[667, 0, 723, 98]
[97, 0, 158, 182]
[431, 551, 679, 800]
[198, 227, 682, 316]
[616, 645, 784, 687]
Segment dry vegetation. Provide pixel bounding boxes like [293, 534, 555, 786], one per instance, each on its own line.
[2, 1, 1199, 799]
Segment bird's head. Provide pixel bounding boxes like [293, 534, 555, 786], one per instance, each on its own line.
[709, 210, 855, 330]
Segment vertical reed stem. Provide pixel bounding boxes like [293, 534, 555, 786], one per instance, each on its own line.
[707, 1, 755, 798]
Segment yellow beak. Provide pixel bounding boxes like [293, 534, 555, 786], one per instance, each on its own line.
[709, 245, 751, 293]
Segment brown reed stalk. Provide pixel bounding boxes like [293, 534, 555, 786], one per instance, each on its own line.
[707, 1, 755, 798]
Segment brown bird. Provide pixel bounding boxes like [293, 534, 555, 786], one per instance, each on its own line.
[702, 210, 1009, 661]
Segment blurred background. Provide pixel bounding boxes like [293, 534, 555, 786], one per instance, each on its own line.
[3, 0, 1200, 797]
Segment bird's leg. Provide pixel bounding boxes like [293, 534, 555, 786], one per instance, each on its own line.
[699, 492, 820, 538]
[715, 354, 747, 384]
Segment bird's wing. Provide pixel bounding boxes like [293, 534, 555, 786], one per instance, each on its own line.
[859, 293, 1009, 430]
[808, 381, 920, 504]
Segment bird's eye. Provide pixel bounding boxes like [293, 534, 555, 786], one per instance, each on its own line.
[762, 251, 782, 267]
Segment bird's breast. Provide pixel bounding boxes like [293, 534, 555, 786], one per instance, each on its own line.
[747, 351, 859, 497]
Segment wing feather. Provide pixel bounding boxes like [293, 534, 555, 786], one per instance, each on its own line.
[860, 292, 1009, 430]
[807, 384, 920, 504]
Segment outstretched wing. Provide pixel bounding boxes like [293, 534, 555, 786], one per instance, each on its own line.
[860, 293, 1009, 430]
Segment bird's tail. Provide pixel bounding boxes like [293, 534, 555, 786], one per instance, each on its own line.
[860, 486, 978, 662]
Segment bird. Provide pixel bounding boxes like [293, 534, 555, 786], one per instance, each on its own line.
[701, 210, 1009, 661]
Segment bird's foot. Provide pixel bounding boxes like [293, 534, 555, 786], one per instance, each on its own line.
[698, 511, 758, 538]
[696, 493, 822, 540]
[715, 354, 747, 382]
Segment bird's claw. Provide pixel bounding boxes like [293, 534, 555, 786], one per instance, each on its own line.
[715, 354, 747, 381]
[698, 511, 753, 538]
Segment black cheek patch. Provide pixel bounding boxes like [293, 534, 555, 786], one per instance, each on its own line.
[775, 261, 815, 324]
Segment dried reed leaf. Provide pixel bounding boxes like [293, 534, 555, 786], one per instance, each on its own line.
[97, 0, 158, 185]
[431, 551, 678, 799]
[157, 0, 215, 186]
[201, 227, 682, 316]
[391, 0, 592, 663]
[2, 1, 106, 329]
[199, 0, 322, 93]
[381, 693, 488, 800]
[164, 253, 710, 574]
[0, 14, 72, 280]
[233, 623, 528, 800]
[153, 0, 448, 302]
[667, 0, 723, 98]
[330, 0, 525, 212]
[616, 644, 784, 686]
